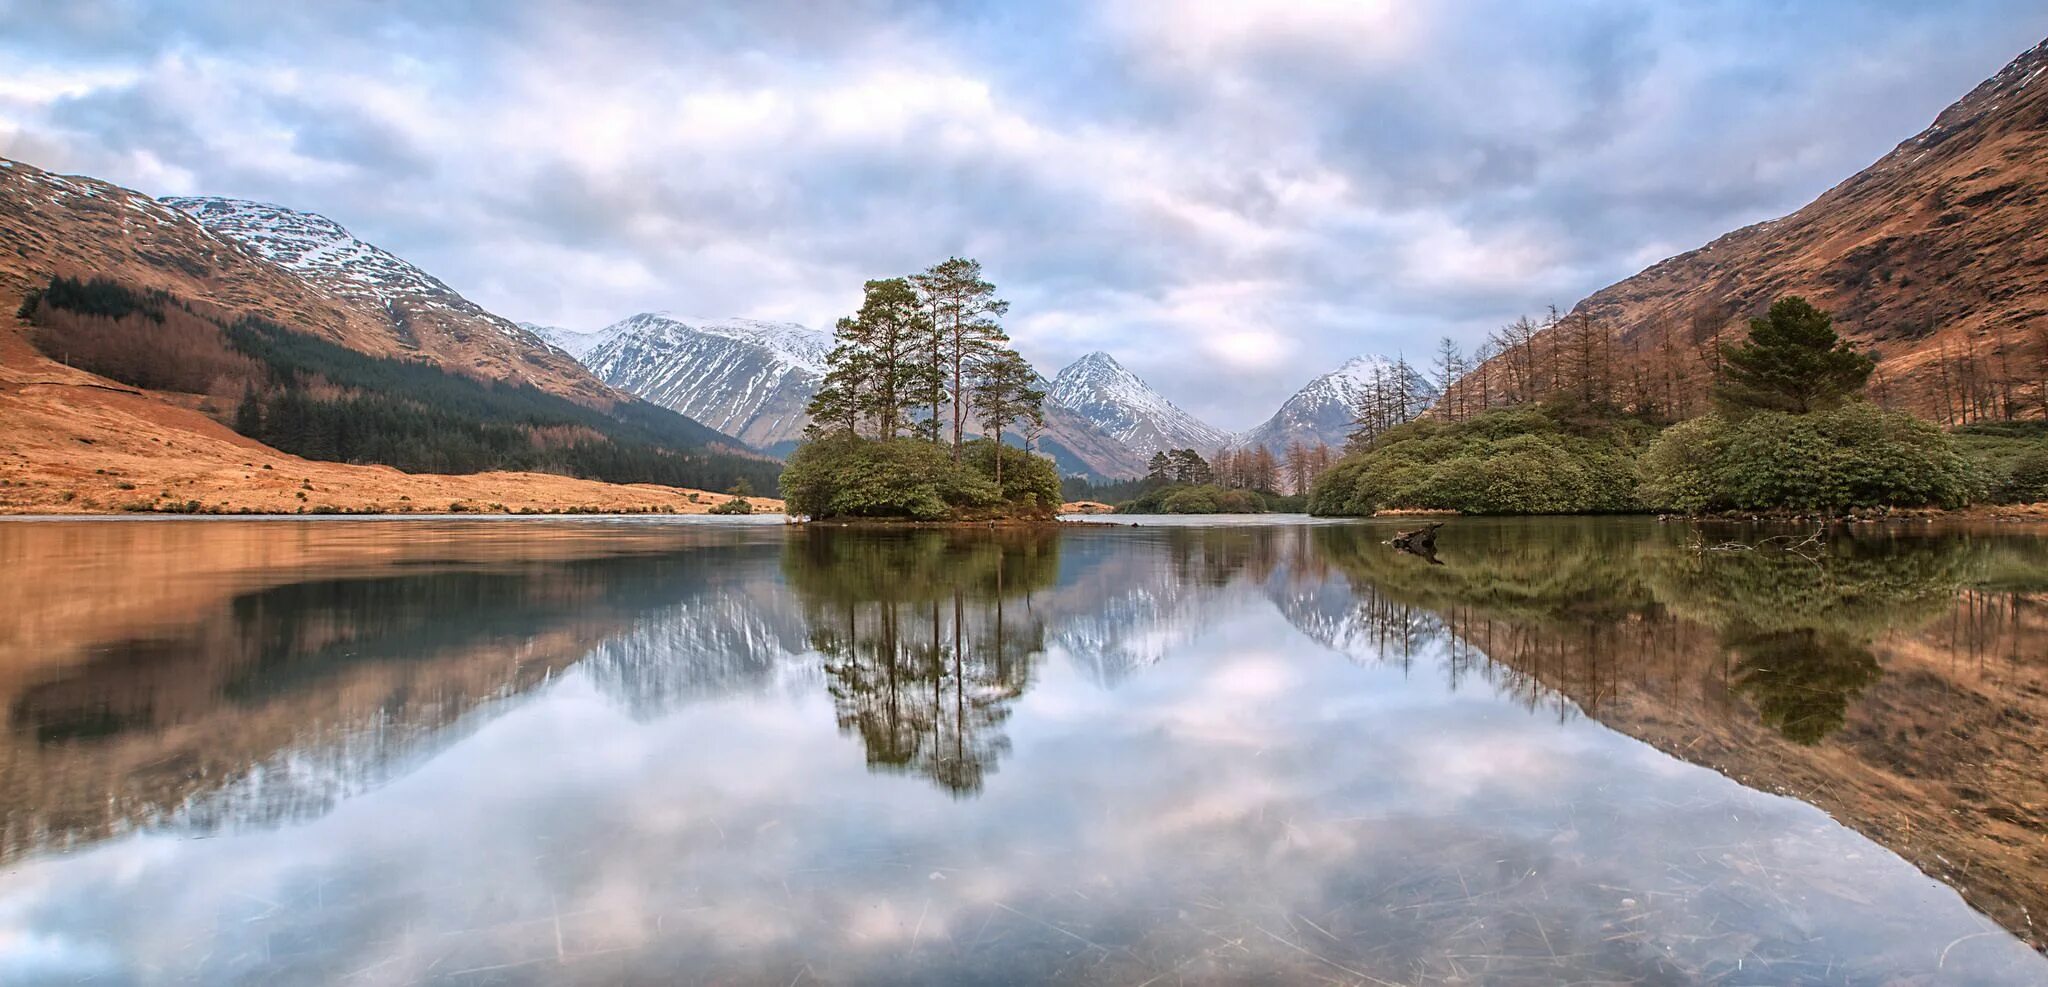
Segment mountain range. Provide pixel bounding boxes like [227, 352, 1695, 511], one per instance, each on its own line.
[531, 309, 1378, 476]
[6, 32, 2046, 506]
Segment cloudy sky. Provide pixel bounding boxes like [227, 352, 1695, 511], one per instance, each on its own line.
[3, 1, 2046, 429]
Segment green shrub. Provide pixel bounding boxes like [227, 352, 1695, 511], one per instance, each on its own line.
[708, 496, 754, 515]
[1113, 483, 1270, 514]
[779, 435, 1056, 520]
[1308, 405, 1653, 516]
[1639, 403, 1970, 512]
[964, 439, 1062, 515]
[2001, 447, 2048, 504]
[1953, 422, 2048, 504]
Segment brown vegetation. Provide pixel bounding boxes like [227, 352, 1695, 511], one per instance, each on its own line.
[1444, 38, 2048, 425]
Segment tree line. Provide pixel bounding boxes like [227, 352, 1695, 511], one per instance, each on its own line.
[783, 259, 1063, 518]
[807, 258, 1045, 463]
[23, 275, 781, 493]
[1425, 296, 2048, 430]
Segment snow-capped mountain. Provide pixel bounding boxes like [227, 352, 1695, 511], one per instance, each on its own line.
[1046, 352, 1229, 459]
[522, 322, 621, 360]
[1233, 356, 1437, 455]
[549, 316, 1153, 476]
[582, 313, 833, 450]
[163, 196, 550, 349]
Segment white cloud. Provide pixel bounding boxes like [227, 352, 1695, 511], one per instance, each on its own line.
[3, 1, 2045, 429]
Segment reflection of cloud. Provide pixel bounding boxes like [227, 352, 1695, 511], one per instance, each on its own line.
[2, 532, 2044, 983]
[7, 4, 2046, 427]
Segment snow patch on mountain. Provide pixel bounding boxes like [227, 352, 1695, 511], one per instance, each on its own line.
[1046, 352, 1229, 458]
[581, 313, 832, 449]
[164, 195, 535, 343]
[1234, 355, 1435, 454]
[523, 322, 621, 359]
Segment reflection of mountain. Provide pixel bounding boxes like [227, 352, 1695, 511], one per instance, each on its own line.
[582, 582, 815, 718]
[1291, 520, 2048, 953]
[0, 524, 799, 862]
[6, 517, 2045, 957]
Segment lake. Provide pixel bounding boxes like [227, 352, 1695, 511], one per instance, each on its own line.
[0, 516, 2044, 984]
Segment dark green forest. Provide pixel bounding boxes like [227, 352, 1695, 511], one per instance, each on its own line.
[26, 276, 781, 493]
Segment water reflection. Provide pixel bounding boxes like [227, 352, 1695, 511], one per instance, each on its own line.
[787, 530, 1057, 794]
[0, 518, 2042, 984]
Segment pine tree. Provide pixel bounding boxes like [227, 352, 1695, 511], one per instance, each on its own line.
[1715, 297, 1874, 415]
[1145, 451, 1173, 484]
[234, 386, 264, 436]
[912, 258, 1010, 458]
[970, 348, 1044, 487]
[817, 278, 937, 438]
[805, 343, 869, 438]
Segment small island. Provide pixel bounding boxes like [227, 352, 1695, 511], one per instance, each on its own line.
[778, 259, 1062, 522]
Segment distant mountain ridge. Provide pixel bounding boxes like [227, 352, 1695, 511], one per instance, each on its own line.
[1234, 355, 1431, 455]
[541, 314, 1410, 476]
[577, 313, 833, 450]
[1045, 351, 1230, 459]
[162, 196, 565, 360]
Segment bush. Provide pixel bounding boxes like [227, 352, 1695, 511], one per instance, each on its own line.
[779, 435, 1057, 520]
[1114, 483, 1267, 514]
[1639, 403, 1971, 512]
[1308, 405, 1653, 516]
[708, 496, 754, 515]
[2001, 447, 2048, 504]
[1953, 422, 2048, 504]
[964, 439, 1062, 516]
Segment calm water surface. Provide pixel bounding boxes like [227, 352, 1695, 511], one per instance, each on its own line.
[0, 516, 2044, 984]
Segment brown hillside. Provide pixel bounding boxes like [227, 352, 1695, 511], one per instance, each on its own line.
[1453, 38, 2048, 422]
[0, 157, 782, 510]
[0, 157, 610, 404]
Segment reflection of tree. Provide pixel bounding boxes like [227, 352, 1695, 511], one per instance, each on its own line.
[1305, 520, 1990, 744]
[784, 529, 1058, 796]
[1727, 628, 1883, 745]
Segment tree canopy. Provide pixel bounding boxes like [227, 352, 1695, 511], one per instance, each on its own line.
[1715, 296, 1875, 415]
[787, 259, 1056, 520]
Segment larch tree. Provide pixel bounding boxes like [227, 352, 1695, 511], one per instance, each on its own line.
[1284, 441, 1309, 494]
[1431, 338, 1467, 421]
[1251, 445, 1278, 492]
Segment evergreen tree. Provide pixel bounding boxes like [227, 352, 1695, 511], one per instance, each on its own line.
[969, 349, 1045, 486]
[912, 258, 1010, 459]
[234, 386, 264, 436]
[1145, 451, 1173, 484]
[1715, 297, 1875, 414]
[818, 278, 937, 438]
[805, 344, 869, 438]
[1167, 448, 1212, 485]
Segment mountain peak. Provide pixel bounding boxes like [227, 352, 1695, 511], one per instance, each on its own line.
[1234, 353, 1435, 455]
[1047, 352, 1227, 457]
[162, 195, 505, 333]
[560, 313, 833, 449]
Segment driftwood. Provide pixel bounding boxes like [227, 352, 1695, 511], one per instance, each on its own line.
[1390, 522, 1445, 564]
